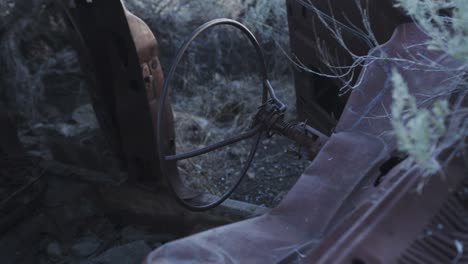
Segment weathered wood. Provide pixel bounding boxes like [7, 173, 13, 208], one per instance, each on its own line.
[40, 160, 127, 186]
[41, 160, 268, 226]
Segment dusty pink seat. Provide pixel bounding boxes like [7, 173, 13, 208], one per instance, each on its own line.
[144, 23, 463, 264]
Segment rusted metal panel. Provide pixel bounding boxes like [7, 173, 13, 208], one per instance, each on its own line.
[60, 1, 177, 184]
[298, 22, 468, 264]
[305, 156, 467, 264]
[144, 23, 466, 263]
[286, 0, 411, 134]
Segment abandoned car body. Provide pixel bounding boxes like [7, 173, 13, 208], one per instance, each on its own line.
[1, 0, 467, 263]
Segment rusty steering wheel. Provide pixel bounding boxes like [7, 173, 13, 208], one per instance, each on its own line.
[156, 19, 286, 211]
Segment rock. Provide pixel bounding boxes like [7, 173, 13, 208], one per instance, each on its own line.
[71, 235, 102, 257]
[247, 172, 255, 180]
[84, 240, 151, 264]
[46, 241, 62, 258]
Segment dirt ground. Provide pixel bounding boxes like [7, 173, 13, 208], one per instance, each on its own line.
[172, 76, 310, 207]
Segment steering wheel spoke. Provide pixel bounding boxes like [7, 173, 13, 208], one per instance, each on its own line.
[165, 126, 261, 161]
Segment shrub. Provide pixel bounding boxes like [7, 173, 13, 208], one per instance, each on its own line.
[392, 0, 467, 180]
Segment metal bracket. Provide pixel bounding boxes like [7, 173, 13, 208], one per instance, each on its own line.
[253, 100, 328, 160]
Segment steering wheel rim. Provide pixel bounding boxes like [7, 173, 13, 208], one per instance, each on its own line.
[157, 19, 271, 211]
